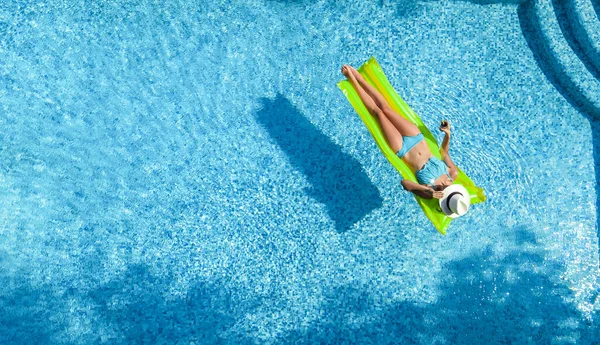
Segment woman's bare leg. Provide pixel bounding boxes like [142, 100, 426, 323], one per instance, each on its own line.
[348, 66, 420, 137]
[342, 65, 403, 153]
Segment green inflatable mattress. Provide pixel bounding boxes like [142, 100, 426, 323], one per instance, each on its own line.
[337, 57, 486, 234]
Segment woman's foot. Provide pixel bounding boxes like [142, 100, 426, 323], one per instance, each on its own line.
[348, 65, 371, 90]
[341, 65, 355, 81]
[347, 65, 361, 79]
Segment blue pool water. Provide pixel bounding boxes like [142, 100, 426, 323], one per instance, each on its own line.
[1, 0, 599, 343]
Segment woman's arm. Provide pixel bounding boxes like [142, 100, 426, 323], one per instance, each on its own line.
[442, 153, 459, 180]
[439, 120, 451, 156]
[401, 180, 443, 199]
[439, 120, 459, 180]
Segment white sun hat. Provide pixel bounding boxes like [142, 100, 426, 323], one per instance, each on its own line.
[439, 184, 471, 218]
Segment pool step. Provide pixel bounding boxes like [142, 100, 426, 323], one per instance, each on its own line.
[552, 0, 600, 80]
[519, 0, 600, 119]
[576, 0, 600, 49]
[592, 0, 600, 19]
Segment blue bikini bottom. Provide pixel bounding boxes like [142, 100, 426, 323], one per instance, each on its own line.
[395, 133, 424, 158]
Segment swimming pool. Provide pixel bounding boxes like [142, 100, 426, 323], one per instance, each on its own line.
[0, 0, 599, 343]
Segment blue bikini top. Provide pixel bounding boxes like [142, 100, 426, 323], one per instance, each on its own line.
[416, 156, 452, 186]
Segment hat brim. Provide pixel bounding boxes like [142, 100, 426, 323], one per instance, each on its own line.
[439, 184, 471, 218]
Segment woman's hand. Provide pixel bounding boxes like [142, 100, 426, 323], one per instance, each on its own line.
[439, 120, 451, 136]
[427, 187, 444, 199]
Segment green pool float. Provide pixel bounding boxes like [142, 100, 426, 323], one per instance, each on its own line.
[337, 57, 486, 235]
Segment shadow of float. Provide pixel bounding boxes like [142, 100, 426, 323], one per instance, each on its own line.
[277, 227, 600, 344]
[255, 94, 384, 233]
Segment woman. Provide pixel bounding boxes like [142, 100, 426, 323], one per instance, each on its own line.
[341, 65, 459, 200]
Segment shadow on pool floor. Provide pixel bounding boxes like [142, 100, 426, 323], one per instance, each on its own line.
[460, 0, 600, 298]
[0, 273, 57, 344]
[517, 0, 600, 301]
[1, 227, 598, 344]
[0, 260, 255, 345]
[277, 226, 600, 344]
[255, 94, 384, 233]
[86, 265, 255, 345]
